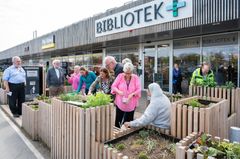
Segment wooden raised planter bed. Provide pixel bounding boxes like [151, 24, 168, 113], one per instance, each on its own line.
[0, 88, 7, 104]
[97, 125, 177, 159]
[51, 98, 114, 159]
[171, 96, 229, 139]
[22, 102, 39, 140]
[176, 132, 240, 159]
[37, 100, 51, 148]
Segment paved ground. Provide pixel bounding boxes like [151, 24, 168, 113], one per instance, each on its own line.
[0, 108, 50, 159]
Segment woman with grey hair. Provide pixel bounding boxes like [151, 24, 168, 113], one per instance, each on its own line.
[111, 62, 141, 128]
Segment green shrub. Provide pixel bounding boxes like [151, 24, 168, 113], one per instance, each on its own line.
[116, 143, 125, 151]
[83, 92, 112, 108]
[139, 130, 149, 139]
[138, 152, 148, 159]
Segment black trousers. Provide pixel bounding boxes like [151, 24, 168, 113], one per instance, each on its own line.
[8, 83, 25, 115]
[173, 82, 182, 94]
[115, 106, 135, 128]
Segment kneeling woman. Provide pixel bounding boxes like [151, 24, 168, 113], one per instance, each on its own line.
[124, 83, 170, 129]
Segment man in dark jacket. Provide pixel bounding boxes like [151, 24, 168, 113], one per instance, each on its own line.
[104, 56, 123, 78]
[46, 59, 65, 96]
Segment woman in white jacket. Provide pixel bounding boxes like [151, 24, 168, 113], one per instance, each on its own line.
[124, 83, 171, 129]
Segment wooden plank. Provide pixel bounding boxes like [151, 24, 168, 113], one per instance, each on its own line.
[106, 105, 110, 140]
[215, 87, 218, 98]
[189, 86, 192, 96]
[227, 89, 231, 115]
[187, 106, 193, 136]
[199, 108, 205, 133]
[219, 87, 223, 99]
[211, 87, 214, 98]
[85, 109, 91, 159]
[205, 108, 211, 134]
[193, 107, 199, 133]
[101, 106, 106, 142]
[182, 105, 187, 138]
[177, 104, 182, 139]
[96, 107, 101, 142]
[187, 149, 194, 159]
[72, 106, 76, 159]
[91, 108, 96, 159]
[171, 103, 177, 137]
[110, 104, 114, 140]
[79, 108, 85, 159]
[76, 107, 79, 159]
[231, 89, 235, 114]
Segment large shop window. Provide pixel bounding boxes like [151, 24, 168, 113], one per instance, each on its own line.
[203, 33, 238, 86]
[173, 38, 201, 94]
[106, 45, 139, 67]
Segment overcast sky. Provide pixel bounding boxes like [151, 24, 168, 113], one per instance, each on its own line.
[0, 0, 130, 51]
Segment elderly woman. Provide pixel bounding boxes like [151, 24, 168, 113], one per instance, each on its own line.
[77, 66, 96, 95]
[66, 65, 82, 91]
[111, 62, 141, 128]
[88, 67, 114, 95]
[124, 83, 171, 129]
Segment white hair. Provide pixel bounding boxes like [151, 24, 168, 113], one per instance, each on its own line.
[12, 56, 21, 63]
[74, 65, 80, 69]
[122, 58, 132, 65]
[52, 59, 60, 65]
[123, 62, 134, 73]
[104, 56, 117, 65]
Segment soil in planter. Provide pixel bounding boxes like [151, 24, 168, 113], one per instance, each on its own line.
[109, 129, 177, 159]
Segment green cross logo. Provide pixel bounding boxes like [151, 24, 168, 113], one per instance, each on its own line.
[166, 0, 186, 17]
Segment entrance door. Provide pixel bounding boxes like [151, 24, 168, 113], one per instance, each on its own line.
[143, 46, 155, 89]
[143, 42, 172, 92]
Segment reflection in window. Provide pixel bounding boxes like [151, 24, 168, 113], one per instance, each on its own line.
[203, 45, 238, 86]
[173, 38, 201, 94]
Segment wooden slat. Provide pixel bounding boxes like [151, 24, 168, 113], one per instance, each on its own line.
[85, 109, 91, 159]
[91, 108, 96, 159]
[79, 108, 85, 159]
[106, 105, 110, 140]
[177, 104, 182, 139]
[187, 106, 193, 136]
[182, 105, 187, 138]
[193, 107, 199, 133]
[171, 103, 177, 137]
[199, 108, 205, 133]
[101, 106, 106, 142]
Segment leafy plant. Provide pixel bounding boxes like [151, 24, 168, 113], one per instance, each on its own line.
[186, 99, 203, 108]
[82, 92, 112, 108]
[138, 152, 148, 159]
[167, 144, 176, 154]
[145, 138, 156, 153]
[221, 81, 235, 89]
[134, 139, 144, 145]
[31, 105, 39, 110]
[116, 143, 125, 151]
[59, 93, 83, 102]
[139, 130, 149, 139]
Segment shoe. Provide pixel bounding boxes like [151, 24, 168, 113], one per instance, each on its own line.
[13, 114, 20, 118]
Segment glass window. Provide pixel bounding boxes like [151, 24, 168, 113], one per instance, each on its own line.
[173, 38, 201, 94]
[203, 33, 238, 86]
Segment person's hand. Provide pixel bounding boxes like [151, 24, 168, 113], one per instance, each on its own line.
[124, 122, 131, 128]
[87, 92, 92, 96]
[128, 93, 134, 100]
[5, 87, 10, 93]
[118, 91, 124, 96]
[66, 75, 70, 79]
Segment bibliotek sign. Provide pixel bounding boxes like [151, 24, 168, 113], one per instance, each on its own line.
[95, 0, 192, 37]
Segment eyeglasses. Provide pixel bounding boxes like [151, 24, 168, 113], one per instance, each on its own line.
[105, 62, 112, 68]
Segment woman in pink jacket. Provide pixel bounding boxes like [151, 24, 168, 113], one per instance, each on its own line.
[111, 62, 141, 128]
[66, 65, 82, 91]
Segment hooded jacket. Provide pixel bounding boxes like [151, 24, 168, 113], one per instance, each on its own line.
[129, 83, 171, 129]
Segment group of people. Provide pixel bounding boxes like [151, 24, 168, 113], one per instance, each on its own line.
[45, 56, 171, 129]
[3, 55, 215, 130]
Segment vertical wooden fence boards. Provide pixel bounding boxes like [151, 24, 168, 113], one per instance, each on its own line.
[51, 98, 114, 159]
[171, 97, 228, 139]
[189, 86, 238, 117]
[0, 88, 7, 104]
[37, 101, 51, 148]
[176, 133, 238, 159]
[22, 103, 38, 140]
